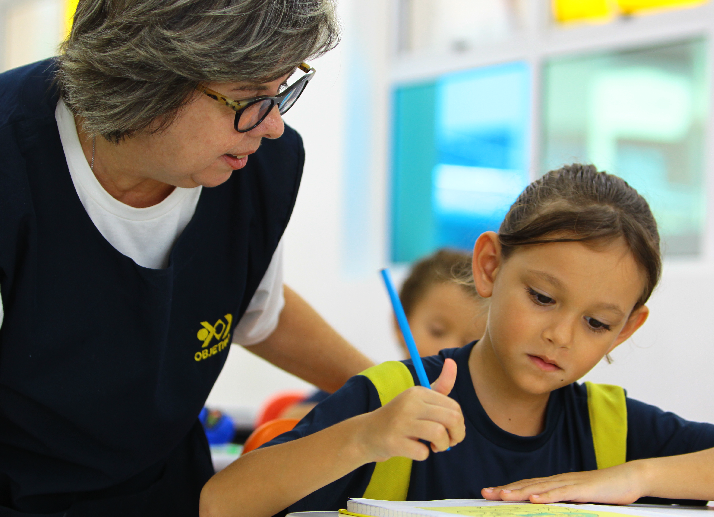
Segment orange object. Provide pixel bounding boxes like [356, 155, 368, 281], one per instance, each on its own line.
[254, 390, 307, 428]
[241, 418, 300, 455]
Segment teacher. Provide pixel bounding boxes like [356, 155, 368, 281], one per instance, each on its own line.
[0, 0, 372, 515]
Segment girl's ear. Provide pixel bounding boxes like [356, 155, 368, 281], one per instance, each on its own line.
[608, 305, 649, 353]
[472, 231, 502, 299]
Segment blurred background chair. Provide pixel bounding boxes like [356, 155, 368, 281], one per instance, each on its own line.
[254, 390, 307, 428]
[241, 418, 300, 455]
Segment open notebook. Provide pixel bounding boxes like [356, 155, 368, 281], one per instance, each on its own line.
[339, 499, 710, 517]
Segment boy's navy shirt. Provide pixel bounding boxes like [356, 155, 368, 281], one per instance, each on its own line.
[273, 342, 714, 515]
[0, 60, 304, 515]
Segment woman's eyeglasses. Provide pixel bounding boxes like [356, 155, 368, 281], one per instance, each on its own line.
[196, 62, 315, 133]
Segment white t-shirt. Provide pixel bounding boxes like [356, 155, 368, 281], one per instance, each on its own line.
[0, 100, 285, 345]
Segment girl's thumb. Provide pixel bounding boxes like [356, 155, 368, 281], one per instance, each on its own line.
[430, 358, 457, 396]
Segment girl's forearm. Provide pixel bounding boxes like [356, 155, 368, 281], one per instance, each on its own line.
[199, 414, 373, 517]
[637, 446, 714, 501]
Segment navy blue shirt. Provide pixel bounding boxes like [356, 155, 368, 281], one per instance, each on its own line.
[0, 60, 304, 516]
[272, 342, 714, 514]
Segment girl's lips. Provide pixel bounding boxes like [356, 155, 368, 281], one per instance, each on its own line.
[223, 154, 248, 170]
[528, 354, 562, 372]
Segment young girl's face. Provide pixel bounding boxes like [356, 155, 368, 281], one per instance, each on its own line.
[473, 233, 649, 398]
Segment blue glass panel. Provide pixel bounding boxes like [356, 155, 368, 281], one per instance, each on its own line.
[391, 62, 531, 263]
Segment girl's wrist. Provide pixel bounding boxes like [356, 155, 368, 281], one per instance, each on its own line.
[342, 412, 383, 466]
[628, 458, 654, 499]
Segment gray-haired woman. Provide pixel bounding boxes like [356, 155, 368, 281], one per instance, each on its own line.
[0, 1, 372, 515]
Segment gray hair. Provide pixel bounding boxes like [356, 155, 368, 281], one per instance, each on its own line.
[55, 0, 340, 142]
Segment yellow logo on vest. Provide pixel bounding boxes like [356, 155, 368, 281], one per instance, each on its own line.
[195, 314, 233, 362]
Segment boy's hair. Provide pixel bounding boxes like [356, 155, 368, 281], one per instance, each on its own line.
[499, 163, 661, 309]
[399, 248, 481, 317]
[55, 0, 339, 142]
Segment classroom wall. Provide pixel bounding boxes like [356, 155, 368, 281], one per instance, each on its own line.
[206, 0, 714, 428]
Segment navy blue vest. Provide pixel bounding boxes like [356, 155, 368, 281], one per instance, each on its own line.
[0, 60, 304, 516]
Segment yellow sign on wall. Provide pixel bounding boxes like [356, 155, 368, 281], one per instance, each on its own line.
[65, 0, 79, 36]
[618, 0, 707, 14]
[553, 0, 708, 23]
[553, 0, 613, 23]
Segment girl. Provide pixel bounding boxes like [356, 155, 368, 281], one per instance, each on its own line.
[199, 164, 714, 517]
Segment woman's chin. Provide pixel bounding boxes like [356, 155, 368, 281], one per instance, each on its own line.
[192, 169, 234, 188]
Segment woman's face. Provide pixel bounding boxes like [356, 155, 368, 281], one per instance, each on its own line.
[115, 73, 290, 189]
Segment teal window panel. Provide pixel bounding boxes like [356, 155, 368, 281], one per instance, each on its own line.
[542, 38, 709, 256]
[391, 62, 531, 263]
[391, 82, 439, 263]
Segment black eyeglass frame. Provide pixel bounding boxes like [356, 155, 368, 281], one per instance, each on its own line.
[196, 62, 316, 133]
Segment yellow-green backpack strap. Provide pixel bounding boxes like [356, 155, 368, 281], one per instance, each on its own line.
[358, 361, 416, 501]
[585, 381, 627, 469]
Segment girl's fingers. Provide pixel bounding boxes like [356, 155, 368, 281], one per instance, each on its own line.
[431, 358, 457, 396]
[404, 418, 455, 453]
[393, 386, 465, 445]
[420, 404, 465, 443]
[364, 376, 465, 462]
[482, 468, 641, 505]
[529, 486, 581, 503]
[483, 478, 575, 501]
[395, 437, 432, 461]
[502, 483, 570, 501]
[483, 478, 549, 497]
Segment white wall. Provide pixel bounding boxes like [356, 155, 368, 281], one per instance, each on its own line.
[0, 0, 64, 72]
[207, 0, 714, 429]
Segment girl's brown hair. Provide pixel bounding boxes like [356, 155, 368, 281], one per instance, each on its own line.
[400, 248, 481, 317]
[499, 163, 661, 309]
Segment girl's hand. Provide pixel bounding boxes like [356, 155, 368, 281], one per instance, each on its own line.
[481, 462, 646, 505]
[358, 358, 465, 463]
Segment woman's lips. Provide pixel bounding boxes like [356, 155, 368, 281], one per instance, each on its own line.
[223, 153, 248, 170]
[528, 354, 562, 372]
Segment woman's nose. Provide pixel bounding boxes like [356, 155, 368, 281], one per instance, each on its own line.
[250, 105, 284, 140]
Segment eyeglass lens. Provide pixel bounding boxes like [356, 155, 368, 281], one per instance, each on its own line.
[234, 76, 309, 132]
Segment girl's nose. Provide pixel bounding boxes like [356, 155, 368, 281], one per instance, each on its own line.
[543, 315, 575, 349]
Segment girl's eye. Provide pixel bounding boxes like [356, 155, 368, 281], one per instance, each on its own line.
[526, 287, 554, 306]
[586, 317, 611, 333]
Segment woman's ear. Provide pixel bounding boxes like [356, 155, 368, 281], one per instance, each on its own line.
[608, 305, 649, 353]
[472, 231, 501, 299]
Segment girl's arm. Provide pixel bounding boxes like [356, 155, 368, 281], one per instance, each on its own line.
[199, 359, 465, 517]
[482, 446, 714, 504]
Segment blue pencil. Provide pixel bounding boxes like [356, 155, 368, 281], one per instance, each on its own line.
[380, 268, 431, 388]
[381, 268, 451, 452]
